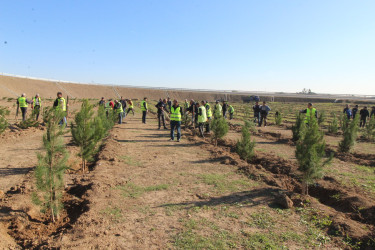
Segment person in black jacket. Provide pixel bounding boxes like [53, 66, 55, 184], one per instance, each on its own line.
[155, 99, 168, 129]
[222, 101, 228, 119]
[352, 105, 359, 119]
[371, 106, 375, 118]
[253, 101, 261, 125]
[359, 106, 370, 127]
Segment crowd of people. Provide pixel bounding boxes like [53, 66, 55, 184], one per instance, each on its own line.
[343, 104, 375, 127]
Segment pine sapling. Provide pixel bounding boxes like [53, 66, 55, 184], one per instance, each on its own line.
[292, 113, 305, 142]
[0, 106, 10, 134]
[236, 120, 256, 161]
[295, 115, 332, 195]
[318, 110, 326, 126]
[32, 110, 69, 222]
[71, 99, 97, 173]
[275, 111, 282, 126]
[211, 111, 229, 146]
[339, 115, 359, 153]
[328, 113, 339, 134]
[363, 116, 375, 141]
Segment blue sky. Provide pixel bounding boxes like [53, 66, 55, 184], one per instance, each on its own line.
[0, 0, 374, 94]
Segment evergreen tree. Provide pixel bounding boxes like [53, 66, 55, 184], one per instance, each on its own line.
[328, 113, 339, 134]
[339, 115, 359, 153]
[274, 111, 282, 126]
[17, 118, 40, 129]
[318, 110, 326, 126]
[236, 120, 256, 161]
[0, 106, 9, 134]
[211, 111, 229, 146]
[292, 113, 305, 142]
[363, 116, 375, 141]
[295, 115, 331, 195]
[71, 99, 97, 173]
[32, 110, 69, 222]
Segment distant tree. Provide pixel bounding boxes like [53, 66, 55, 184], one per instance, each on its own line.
[32, 110, 69, 222]
[236, 120, 256, 161]
[295, 115, 332, 195]
[339, 115, 359, 153]
[211, 111, 229, 146]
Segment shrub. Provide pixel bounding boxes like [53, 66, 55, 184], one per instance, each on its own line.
[292, 113, 305, 142]
[0, 107, 10, 134]
[32, 110, 69, 222]
[339, 115, 359, 153]
[363, 117, 375, 141]
[318, 110, 326, 126]
[274, 111, 282, 126]
[295, 116, 332, 195]
[17, 118, 40, 129]
[236, 120, 256, 161]
[211, 111, 229, 146]
[328, 113, 338, 134]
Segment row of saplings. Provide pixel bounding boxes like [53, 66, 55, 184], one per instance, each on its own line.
[32, 100, 118, 222]
[210, 110, 365, 195]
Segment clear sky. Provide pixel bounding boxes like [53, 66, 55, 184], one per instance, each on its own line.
[1, 0, 374, 95]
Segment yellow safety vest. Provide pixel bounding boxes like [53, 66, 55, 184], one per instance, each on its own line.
[170, 106, 182, 121]
[115, 103, 123, 113]
[56, 97, 66, 111]
[105, 102, 112, 110]
[205, 103, 212, 118]
[198, 106, 207, 123]
[33, 97, 42, 107]
[305, 108, 316, 123]
[229, 105, 234, 114]
[128, 101, 134, 109]
[18, 97, 28, 108]
[141, 100, 148, 111]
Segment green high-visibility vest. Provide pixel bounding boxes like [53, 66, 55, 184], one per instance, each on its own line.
[205, 103, 212, 118]
[56, 97, 66, 111]
[229, 105, 234, 114]
[105, 102, 112, 110]
[128, 101, 134, 109]
[305, 108, 316, 123]
[115, 103, 123, 113]
[184, 102, 189, 109]
[215, 103, 222, 113]
[170, 106, 182, 121]
[141, 100, 148, 111]
[18, 97, 28, 108]
[33, 97, 42, 107]
[198, 106, 207, 123]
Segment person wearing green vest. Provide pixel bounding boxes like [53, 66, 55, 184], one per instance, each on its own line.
[114, 100, 124, 124]
[32, 94, 42, 121]
[126, 99, 135, 116]
[169, 99, 183, 142]
[141, 97, 148, 124]
[214, 100, 222, 117]
[204, 101, 212, 133]
[300, 103, 318, 125]
[17, 93, 31, 121]
[104, 99, 113, 117]
[53, 92, 67, 126]
[184, 99, 189, 113]
[197, 101, 207, 138]
[228, 104, 234, 120]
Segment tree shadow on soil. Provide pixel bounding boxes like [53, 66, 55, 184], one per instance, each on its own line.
[159, 187, 279, 210]
[0, 167, 33, 177]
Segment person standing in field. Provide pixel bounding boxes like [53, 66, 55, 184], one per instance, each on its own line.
[197, 101, 207, 138]
[352, 105, 359, 119]
[204, 100, 212, 132]
[228, 104, 234, 120]
[169, 99, 183, 142]
[359, 106, 370, 127]
[53, 92, 67, 126]
[300, 103, 317, 126]
[141, 97, 148, 124]
[259, 101, 271, 127]
[156, 98, 168, 129]
[222, 101, 228, 118]
[167, 97, 172, 112]
[214, 100, 222, 117]
[17, 93, 32, 121]
[253, 101, 261, 125]
[99, 97, 105, 106]
[343, 104, 352, 120]
[126, 99, 135, 116]
[31, 93, 42, 121]
[105, 99, 113, 117]
[114, 100, 123, 124]
[120, 96, 127, 119]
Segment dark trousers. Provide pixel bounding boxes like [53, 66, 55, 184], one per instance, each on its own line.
[254, 112, 260, 124]
[127, 108, 134, 115]
[198, 122, 205, 137]
[260, 114, 267, 126]
[170, 121, 181, 140]
[206, 117, 211, 132]
[223, 110, 227, 119]
[142, 111, 147, 123]
[34, 106, 40, 120]
[229, 113, 233, 120]
[360, 118, 367, 127]
[158, 113, 166, 128]
[20, 107, 27, 121]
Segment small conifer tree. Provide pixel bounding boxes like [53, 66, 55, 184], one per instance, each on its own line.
[236, 120, 256, 161]
[364, 116, 375, 141]
[295, 115, 331, 195]
[318, 110, 326, 126]
[275, 111, 282, 126]
[211, 111, 229, 146]
[32, 110, 69, 222]
[292, 113, 305, 142]
[339, 115, 359, 153]
[0, 106, 10, 134]
[328, 113, 339, 134]
[71, 99, 97, 172]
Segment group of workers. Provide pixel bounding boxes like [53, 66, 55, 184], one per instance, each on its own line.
[343, 104, 375, 127]
[16, 92, 67, 125]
